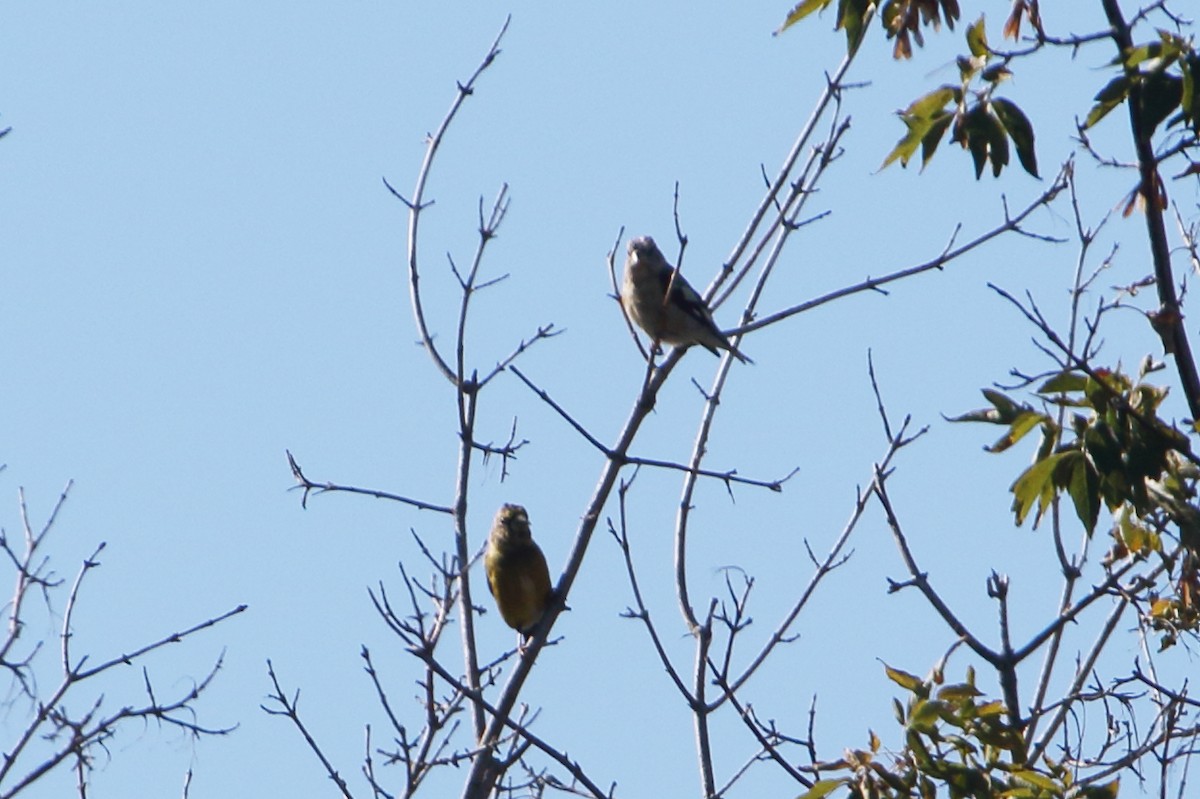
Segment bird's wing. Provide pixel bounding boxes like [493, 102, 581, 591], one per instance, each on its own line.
[485, 557, 498, 598]
[657, 268, 719, 329]
[531, 545, 552, 600]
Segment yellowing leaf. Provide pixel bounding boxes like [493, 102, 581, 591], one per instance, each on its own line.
[908, 698, 947, 731]
[1012, 770, 1062, 792]
[882, 128, 925, 170]
[1150, 597, 1174, 617]
[776, 0, 835, 35]
[1122, 41, 1164, 69]
[937, 683, 983, 701]
[904, 86, 960, 119]
[976, 699, 1006, 717]
[884, 663, 924, 692]
[794, 778, 848, 799]
[966, 15, 988, 58]
[1038, 371, 1088, 394]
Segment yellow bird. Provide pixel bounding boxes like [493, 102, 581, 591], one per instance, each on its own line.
[484, 503, 553, 635]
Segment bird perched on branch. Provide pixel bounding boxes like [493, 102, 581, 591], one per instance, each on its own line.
[484, 503, 553, 636]
[621, 236, 751, 363]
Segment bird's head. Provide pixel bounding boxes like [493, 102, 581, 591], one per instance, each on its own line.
[627, 236, 661, 262]
[493, 503, 532, 543]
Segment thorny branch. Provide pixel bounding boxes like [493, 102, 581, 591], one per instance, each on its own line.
[277, 3, 1200, 798]
[739, 165, 1071, 337]
[287, 450, 454, 514]
[0, 482, 242, 799]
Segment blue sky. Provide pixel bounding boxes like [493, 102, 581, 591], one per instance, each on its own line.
[2, 3, 1195, 797]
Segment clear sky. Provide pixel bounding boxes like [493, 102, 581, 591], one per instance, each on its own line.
[2, 2, 1194, 797]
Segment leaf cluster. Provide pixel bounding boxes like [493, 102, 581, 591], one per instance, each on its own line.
[1085, 31, 1200, 137]
[881, 17, 1038, 179]
[952, 365, 1200, 647]
[778, 0, 962, 58]
[775, 0, 875, 55]
[952, 368, 1190, 535]
[778, 4, 1199, 182]
[799, 664, 1119, 799]
[881, 0, 961, 61]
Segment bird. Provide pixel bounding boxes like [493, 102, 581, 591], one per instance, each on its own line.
[484, 503, 553, 636]
[621, 236, 751, 363]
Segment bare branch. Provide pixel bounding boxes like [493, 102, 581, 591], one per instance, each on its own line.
[399, 16, 512, 386]
[739, 166, 1070, 336]
[263, 660, 356, 799]
[287, 450, 453, 514]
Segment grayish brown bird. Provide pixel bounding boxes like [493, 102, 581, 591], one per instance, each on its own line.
[484, 503, 552, 635]
[621, 236, 751, 363]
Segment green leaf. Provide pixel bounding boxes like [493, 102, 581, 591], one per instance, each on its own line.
[967, 128, 988, 178]
[1011, 452, 1064, 526]
[908, 698, 948, 731]
[991, 97, 1039, 178]
[1082, 778, 1120, 799]
[1182, 53, 1199, 131]
[905, 85, 960, 119]
[981, 63, 1012, 83]
[882, 87, 958, 170]
[977, 723, 1025, 752]
[1122, 41, 1164, 69]
[882, 122, 928, 170]
[1011, 770, 1062, 792]
[907, 730, 934, 769]
[947, 407, 1000, 424]
[985, 410, 1046, 453]
[920, 113, 954, 169]
[941, 0, 961, 29]
[1084, 421, 1122, 476]
[795, 779, 848, 799]
[966, 15, 988, 59]
[1085, 75, 1131, 129]
[984, 108, 1009, 176]
[1038, 371, 1088, 394]
[1139, 72, 1183, 134]
[838, 0, 872, 55]
[1034, 423, 1058, 463]
[1066, 451, 1101, 533]
[982, 388, 1023, 421]
[944, 734, 979, 755]
[1095, 73, 1132, 102]
[962, 104, 990, 179]
[775, 0, 835, 35]
[937, 683, 983, 701]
